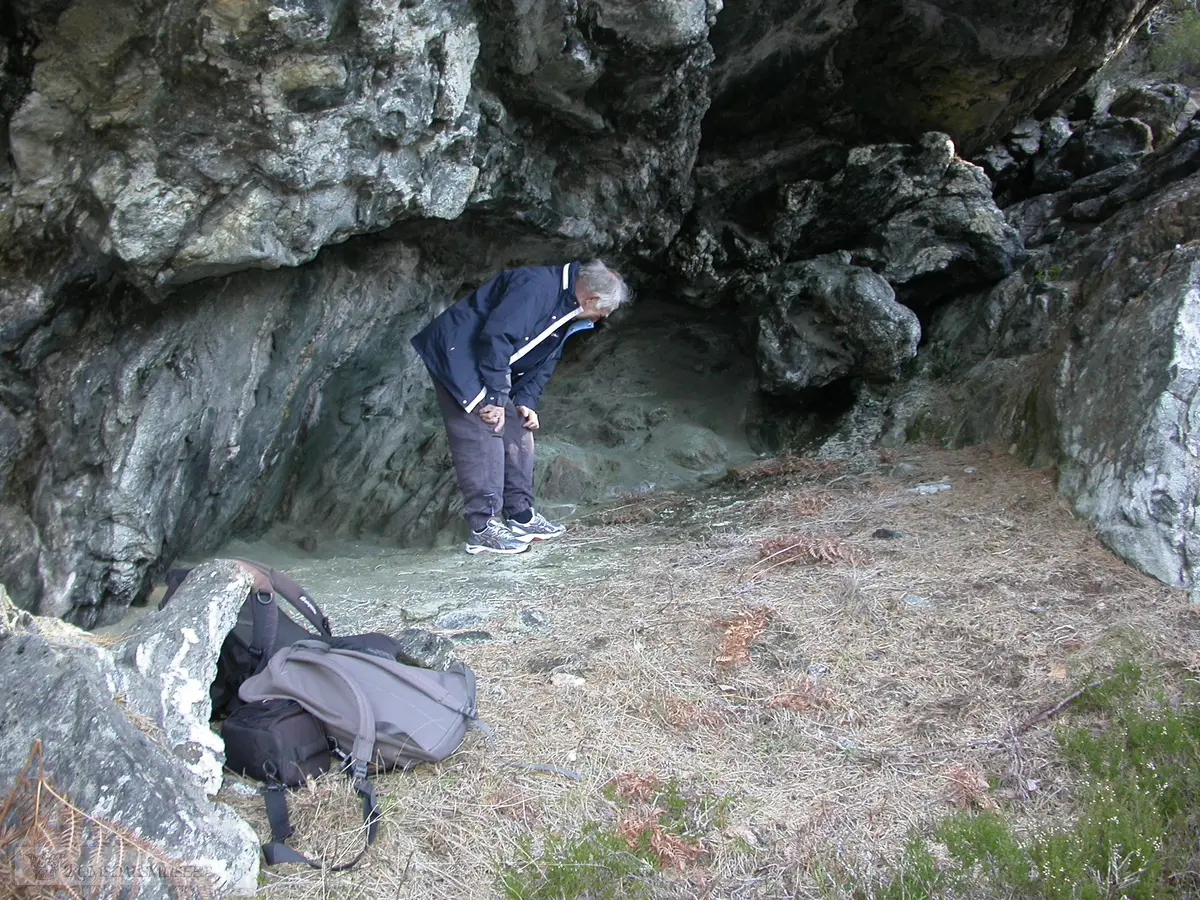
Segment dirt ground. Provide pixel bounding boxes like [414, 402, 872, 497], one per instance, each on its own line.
[220, 444, 1200, 899]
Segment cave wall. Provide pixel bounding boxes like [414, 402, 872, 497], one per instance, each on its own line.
[0, 0, 1167, 624]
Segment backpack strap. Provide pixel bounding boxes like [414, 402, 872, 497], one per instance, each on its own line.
[248, 591, 281, 675]
[257, 644, 383, 870]
[232, 558, 334, 637]
[261, 778, 380, 871]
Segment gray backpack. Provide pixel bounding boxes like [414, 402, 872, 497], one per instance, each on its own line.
[236, 638, 481, 868]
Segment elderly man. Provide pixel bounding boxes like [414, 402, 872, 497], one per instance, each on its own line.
[412, 259, 631, 554]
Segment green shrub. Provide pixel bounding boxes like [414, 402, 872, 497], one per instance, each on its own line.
[1149, 4, 1200, 76]
[863, 662, 1200, 899]
[498, 823, 654, 900]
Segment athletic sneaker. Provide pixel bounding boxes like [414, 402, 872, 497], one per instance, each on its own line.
[465, 518, 531, 555]
[506, 509, 567, 543]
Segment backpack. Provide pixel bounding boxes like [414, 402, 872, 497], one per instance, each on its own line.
[160, 559, 334, 717]
[229, 634, 482, 869]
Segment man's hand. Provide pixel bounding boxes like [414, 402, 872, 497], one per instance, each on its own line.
[516, 405, 540, 430]
[479, 404, 505, 433]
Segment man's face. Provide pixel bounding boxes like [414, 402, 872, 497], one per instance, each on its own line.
[578, 293, 613, 321]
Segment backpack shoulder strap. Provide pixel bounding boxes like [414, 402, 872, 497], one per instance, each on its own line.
[231, 558, 333, 636]
[248, 590, 280, 674]
[262, 778, 381, 870]
[252, 643, 383, 871]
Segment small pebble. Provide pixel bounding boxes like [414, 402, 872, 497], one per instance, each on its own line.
[226, 781, 260, 798]
[448, 629, 493, 644]
[909, 481, 951, 495]
[518, 608, 550, 630]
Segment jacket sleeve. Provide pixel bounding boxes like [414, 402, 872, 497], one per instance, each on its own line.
[512, 347, 564, 410]
[475, 271, 541, 407]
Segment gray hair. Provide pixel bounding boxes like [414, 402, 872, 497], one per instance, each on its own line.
[578, 259, 631, 311]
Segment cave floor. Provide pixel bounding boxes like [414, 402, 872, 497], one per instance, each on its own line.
[216, 444, 1198, 898]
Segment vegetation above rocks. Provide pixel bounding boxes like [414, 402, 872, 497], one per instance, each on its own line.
[1148, 0, 1200, 79]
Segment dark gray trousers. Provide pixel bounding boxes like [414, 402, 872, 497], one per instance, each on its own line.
[432, 376, 535, 532]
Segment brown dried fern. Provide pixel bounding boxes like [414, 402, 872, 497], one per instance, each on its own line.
[605, 773, 661, 803]
[714, 608, 772, 669]
[0, 741, 216, 900]
[615, 810, 705, 871]
[726, 455, 843, 484]
[945, 764, 999, 812]
[749, 535, 859, 579]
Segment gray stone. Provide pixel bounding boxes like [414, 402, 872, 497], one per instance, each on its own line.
[435, 610, 489, 631]
[394, 627, 456, 671]
[1055, 245, 1200, 590]
[1108, 79, 1200, 148]
[650, 422, 729, 471]
[538, 452, 593, 503]
[771, 134, 1025, 296]
[908, 482, 951, 495]
[448, 629, 494, 644]
[0, 505, 43, 611]
[0, 585, 259, 897]
[107, 560, 254, 795]
[1060, 117, 1154, 177]
[745, 254, 921, 394]
[518, 608, 551, 630]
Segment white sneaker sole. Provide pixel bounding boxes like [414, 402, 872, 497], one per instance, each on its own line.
[464, 542, 530, 555]
[510, 530, 566, 543]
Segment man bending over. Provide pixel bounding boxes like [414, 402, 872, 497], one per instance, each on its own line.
[411, 259, 631, 554]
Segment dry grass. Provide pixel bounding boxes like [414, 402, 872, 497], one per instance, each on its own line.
[233, 445, 1199, 898]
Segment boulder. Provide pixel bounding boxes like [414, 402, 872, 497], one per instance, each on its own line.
[743, 253, 921, 395]
[1059, 117, 1154, 177]
[1054, 226, 1200, 592]
[771, 133, 1025, 297]
[648, 422, 729, 471]
[1108, 79, 1200, 148]
[107, 560, 254, 795]
[859, 147, 1200, 595]
[0, 568, 259, 897]
[0, 504, 42, 611]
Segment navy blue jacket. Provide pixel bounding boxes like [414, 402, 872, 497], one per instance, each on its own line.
[411, 262, 590, 412]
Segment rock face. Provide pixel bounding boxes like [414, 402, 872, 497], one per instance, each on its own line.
[0, 568, 260, 896]
[0, 0, 1176, 623]
[841, 114, 1200, 596]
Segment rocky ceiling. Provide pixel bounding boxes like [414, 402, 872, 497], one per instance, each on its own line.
[3, 0, 1189, 627]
